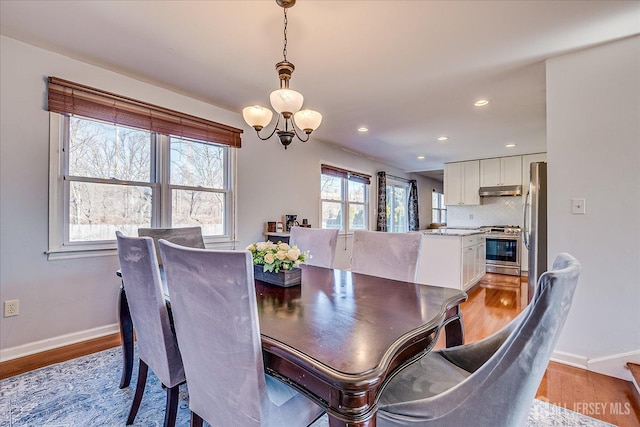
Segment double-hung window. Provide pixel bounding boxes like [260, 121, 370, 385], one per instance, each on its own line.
[47, 77, 242, 258]
[320, 164, 370, 232]
[432, 190, 447, 223]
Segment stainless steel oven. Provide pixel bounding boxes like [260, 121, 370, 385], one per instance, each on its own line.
[483, 226, 521, 276]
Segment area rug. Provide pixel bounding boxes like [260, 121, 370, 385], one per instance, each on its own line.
[0, 346, 613, 426]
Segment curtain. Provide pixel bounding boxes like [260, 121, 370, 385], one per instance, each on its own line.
[376, 171, 387, 231]
[408, 180, 419, 231]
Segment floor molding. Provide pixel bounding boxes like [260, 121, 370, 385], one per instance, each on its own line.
[551, 349, 640, 382]
[0, 332, 121, 380]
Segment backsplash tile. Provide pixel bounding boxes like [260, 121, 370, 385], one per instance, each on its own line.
[447, 196, 524, 228]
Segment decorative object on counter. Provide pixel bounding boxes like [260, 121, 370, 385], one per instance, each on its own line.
[266, 221, 277, 232]
[246, 240, 308, 287]
[241, 0, 322, 149]
[302, 218, 308, 225]
[276, 221, 284, 232]
[285, 214, 299, 231]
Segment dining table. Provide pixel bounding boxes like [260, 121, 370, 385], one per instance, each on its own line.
[117, 264, 467, 427]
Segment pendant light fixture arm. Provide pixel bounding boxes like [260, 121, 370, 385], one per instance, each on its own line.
[253, 114, 281, 141]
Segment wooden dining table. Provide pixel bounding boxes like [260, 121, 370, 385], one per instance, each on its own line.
[117, 264, 467, 427]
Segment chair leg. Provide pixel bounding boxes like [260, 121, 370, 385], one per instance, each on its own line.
[164, 384, 180, 427]
[190, 411, 204, 427]
[126, 359, 148, 425]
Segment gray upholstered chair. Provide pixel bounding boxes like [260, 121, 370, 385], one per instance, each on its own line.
[376, 252, 581, 427]
[115, 232, 185, 427]
[158, 240, 325, 427]
[351, 230, 423, 282]
[137, 226, 205, 266]
[289, 227, 339, 268]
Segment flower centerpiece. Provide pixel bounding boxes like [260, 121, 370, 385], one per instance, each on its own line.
[246, 241, 309, 287]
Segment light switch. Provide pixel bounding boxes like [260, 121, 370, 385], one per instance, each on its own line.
[572, 198, 586, 215]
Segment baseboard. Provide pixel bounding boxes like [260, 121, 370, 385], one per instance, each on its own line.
[551, 349, 640, 382]
[0, 330, 121, 380]
[0, 323, 119, 362]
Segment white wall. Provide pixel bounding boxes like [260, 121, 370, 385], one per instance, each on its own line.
[0, 35, 437, 357]
[546, 35, 640, 380]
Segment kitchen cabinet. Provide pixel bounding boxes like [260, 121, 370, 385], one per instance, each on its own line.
[480, 156, 522, 187]
[417, 230, 486, 291]
[444, 160, 480, 205]
[520, 152, 547, 272]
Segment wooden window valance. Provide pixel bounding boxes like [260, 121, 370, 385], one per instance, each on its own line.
[47, 77, 243, 148]
[321, 164, 371, 185]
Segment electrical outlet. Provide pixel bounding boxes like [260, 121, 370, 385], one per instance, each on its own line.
[4, 300, 19, 317]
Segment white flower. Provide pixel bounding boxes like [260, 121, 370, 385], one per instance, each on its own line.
[276, 250, 288, 261]
[246, 243, 256, 252]
[256, 241, 269, 251]
[264, 253, 275, 264]
[278, 242, 290, 251]
[286, 248, 300, 261]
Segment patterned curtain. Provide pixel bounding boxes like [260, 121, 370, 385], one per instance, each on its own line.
[408, 179, 419, 231]
[376, 171, 387, 231]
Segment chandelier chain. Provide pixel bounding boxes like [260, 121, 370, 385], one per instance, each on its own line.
[283, 8, 288, 61]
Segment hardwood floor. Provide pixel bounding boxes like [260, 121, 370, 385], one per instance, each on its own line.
[2, 272, 639, 425]
[433, 273, 640, 427]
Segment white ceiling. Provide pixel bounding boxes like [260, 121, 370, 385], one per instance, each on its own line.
[2, 0, 639, 176]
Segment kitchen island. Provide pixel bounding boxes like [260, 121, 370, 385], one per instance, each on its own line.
[416, 229, 486, 291]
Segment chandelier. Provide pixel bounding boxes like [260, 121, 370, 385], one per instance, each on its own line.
[242, 0, 322, 149]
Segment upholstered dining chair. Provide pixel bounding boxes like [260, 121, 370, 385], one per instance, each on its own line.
[138, 226, 205, 266]
[351, 230, 423, 283]
[289, 227, 339, 268]
[158, 240, 325, 427]
[376, 252, 581, 427]
[115, 232, 185, 427]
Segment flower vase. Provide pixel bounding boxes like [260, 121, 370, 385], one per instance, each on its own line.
[253, 265, 302, 287]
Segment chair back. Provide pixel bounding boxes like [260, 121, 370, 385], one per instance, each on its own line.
[115, 231, 184, 388]
[138, 226, 205, 265]
[158, 241, 268, 427]
[351, 230, 422, 283]
[289, 227, 338, 268]
[379, 253, 581, 427]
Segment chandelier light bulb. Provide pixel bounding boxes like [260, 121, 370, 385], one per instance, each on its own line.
[293, 109, 322, 132]
[270, 89, 304, 116]
[242, 105, 273, 130]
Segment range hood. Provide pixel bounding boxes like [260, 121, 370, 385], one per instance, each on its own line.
[478, 185, 522, 197]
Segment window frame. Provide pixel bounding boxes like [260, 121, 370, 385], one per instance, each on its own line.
[432, 189, 447, 224]
[385, 179, 410, 233]
[320, 165, 370, 233]
[47, 113, 236, 260]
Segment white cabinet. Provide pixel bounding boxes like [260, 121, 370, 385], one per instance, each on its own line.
[480, 156, 522, 187]
[520, 153, 547, 272]
[444, 160, 480, 205]
[417, 232, 486, 291]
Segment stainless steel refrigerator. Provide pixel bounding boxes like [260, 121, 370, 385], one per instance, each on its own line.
[523, 162, 547, 303]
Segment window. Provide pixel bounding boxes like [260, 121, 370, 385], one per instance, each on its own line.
[47, 77, 241, 258]
[320, 165, 370, 232]
[432, 190, 447, 223]
[386, 181, 409, 233]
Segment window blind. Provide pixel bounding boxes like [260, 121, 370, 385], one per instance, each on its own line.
[321, 164, 371, 185]
[47, 77, 243, 148]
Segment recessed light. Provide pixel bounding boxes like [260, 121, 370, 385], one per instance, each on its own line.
[417, 156, 425, 160]
[358, 127, 368, 133]
[437, 136, 449, 141]
[505, 143, 516, 148]
[474, 99, 490, 107]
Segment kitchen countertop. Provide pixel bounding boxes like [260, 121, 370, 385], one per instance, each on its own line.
[421, 228, 486, 237]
